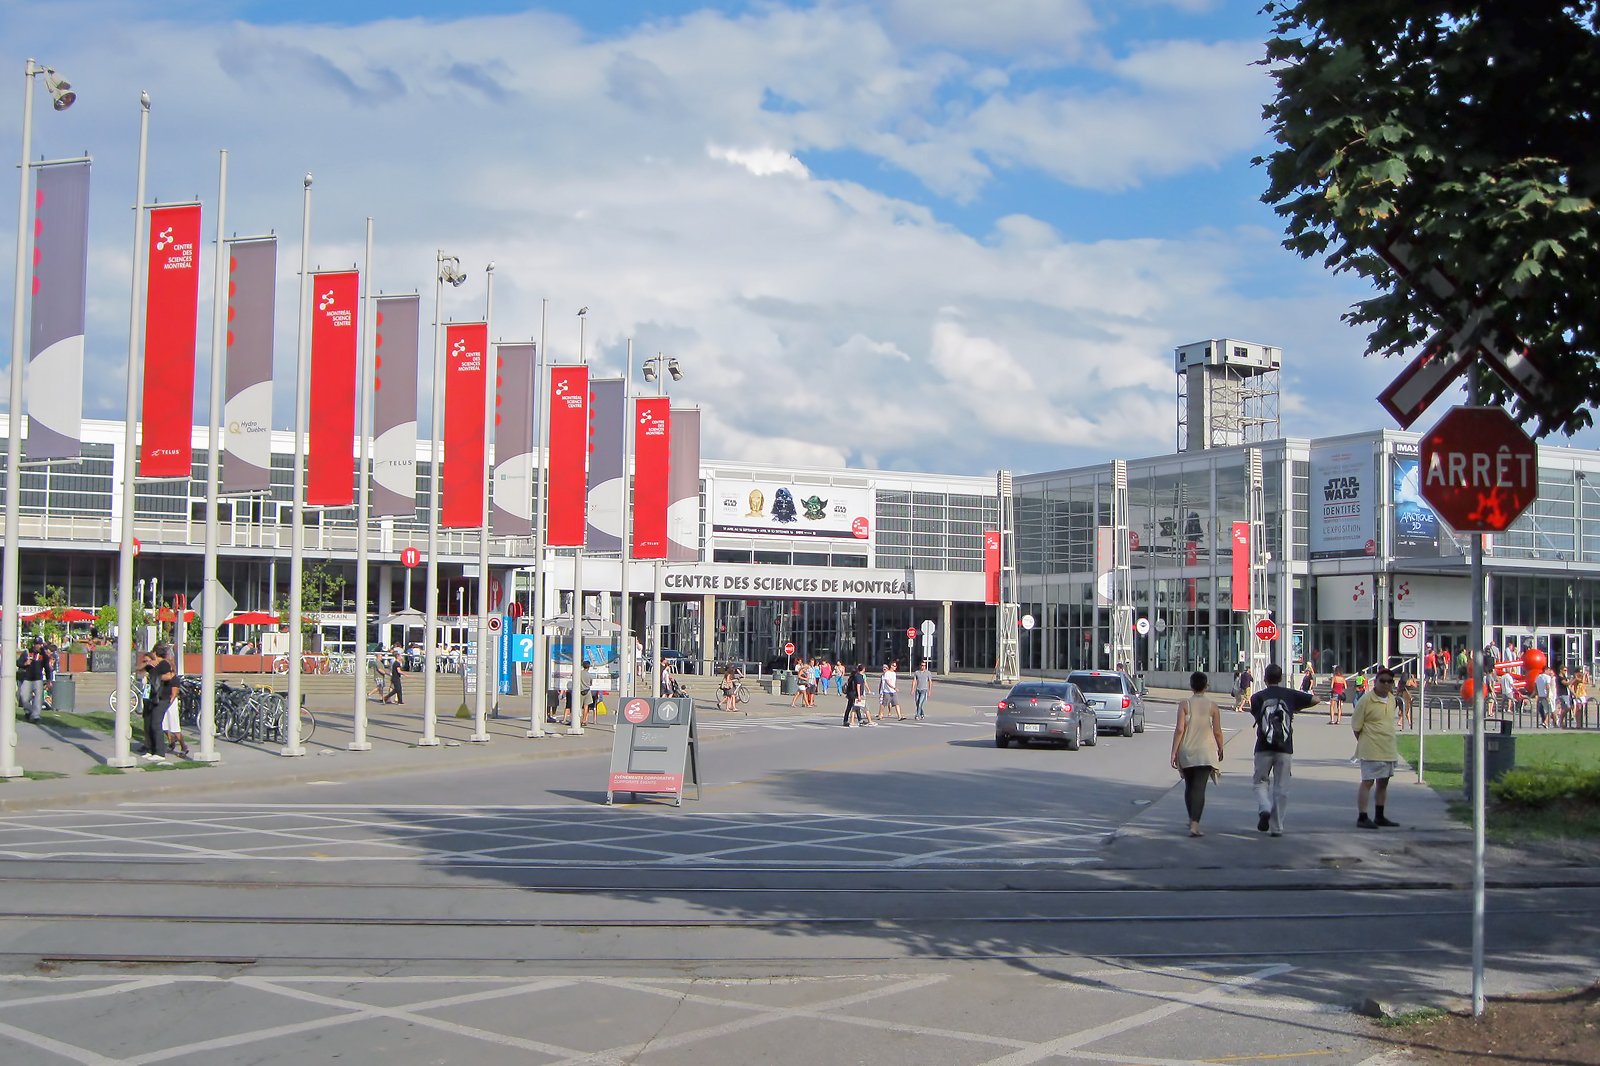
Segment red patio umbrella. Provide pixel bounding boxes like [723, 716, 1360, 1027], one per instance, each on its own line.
[153, 607, 197, 623]
[21, 608, 95, 623]
[220, 611, 282, 626]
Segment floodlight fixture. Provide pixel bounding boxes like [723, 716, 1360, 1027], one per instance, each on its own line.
[43, 69, 74, 110]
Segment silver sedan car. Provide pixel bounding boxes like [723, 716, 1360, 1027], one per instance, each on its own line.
[995, 681, 1097, 750]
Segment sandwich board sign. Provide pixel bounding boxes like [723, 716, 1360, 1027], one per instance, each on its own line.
[607, 696, 700, 806]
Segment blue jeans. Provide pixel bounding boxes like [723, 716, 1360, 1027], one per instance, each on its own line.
[914, 690, 927, 718]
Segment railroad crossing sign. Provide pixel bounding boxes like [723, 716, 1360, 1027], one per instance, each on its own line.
[1375, 235, 1558, 428]
[1419, 406, 1538, 532]
[1254, 618, 1279, 642]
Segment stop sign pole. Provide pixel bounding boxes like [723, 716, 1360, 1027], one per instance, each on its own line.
[1420, 401, 1538, 1018]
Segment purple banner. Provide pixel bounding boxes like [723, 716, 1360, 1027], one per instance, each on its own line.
[667, 407, 700, 562]
[371, 294, 420, 518]
[586, 378, 625, 551]
[221, 237, 275, 494]
[491, 343, 536, 537]
[25, 160, 91, 463]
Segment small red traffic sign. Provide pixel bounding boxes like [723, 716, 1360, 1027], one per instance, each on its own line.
[1254, 618, 1279, 642]
[1419, 406, 1538, 532]
[906, 626, 917, 639]
[783, 642, 795, 656]
[486, 615, 502, 633]
[400, 546, 422, 569]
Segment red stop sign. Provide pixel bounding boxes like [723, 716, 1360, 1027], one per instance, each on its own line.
[400, 546, 422, 569]
[1419, 406, 1538, 532]
[906, 626, 917, 639]
[783, 642, 795, 655]
[1254, 618, 1279, 641]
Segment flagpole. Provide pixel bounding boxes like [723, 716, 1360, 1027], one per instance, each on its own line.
[197, 148, 227, 764]
[471, 263, 494, 741]
[621, 338, 635, 697]
[282, 174, 312, 758]
[110, 90, 150, 770]
[350, 217, 375, 751]
[421, 252, 460, 745]
[527, 298, 549, 738]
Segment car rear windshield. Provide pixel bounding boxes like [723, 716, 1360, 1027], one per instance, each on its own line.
[1069, 674, 1125, 694]
[1006, 684, 1070, 700]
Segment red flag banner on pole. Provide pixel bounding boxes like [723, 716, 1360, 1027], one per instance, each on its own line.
[138, 203, 203, 478]
[307, 269, 360, 506]
[545, 364, 589, 547]
[26, 159, 92, 463]
[442, 321, 488, 528]
[1231, 521, 1251, 613]
[983, 530, 1001, 606]
[632, 398, 670, 559]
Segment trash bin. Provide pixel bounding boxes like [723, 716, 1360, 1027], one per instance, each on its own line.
[781, 673, 798, 696]
[50, 675, 76, 714]
[1462, 730, 1517, 800]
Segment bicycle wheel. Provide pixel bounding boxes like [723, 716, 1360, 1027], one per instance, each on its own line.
[736, 684, 750, 704]
[272, 657, 289, 675]
[299, 707, 317, 744]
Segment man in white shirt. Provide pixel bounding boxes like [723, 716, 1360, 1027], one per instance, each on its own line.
[1534, 668, 1555, 727]
[878, 661, 904, 721]
[1497, 669, 1518, 717]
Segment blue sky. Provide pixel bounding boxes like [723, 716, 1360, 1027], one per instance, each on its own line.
[7, 1, 1577, 475]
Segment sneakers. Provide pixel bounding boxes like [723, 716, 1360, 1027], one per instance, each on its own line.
[1270, 829, 1283, 837]
[1357, 813, 1379, 829]
[140, 752, 163, 762]
[1375, 816, 1401, 827]
[1257, 812, 1271, 833]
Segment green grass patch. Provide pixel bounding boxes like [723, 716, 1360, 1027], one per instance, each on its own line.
[47, 709, 123, 736]
[0, 769, 68, 783]
[88, 764, 125, 775]
[140, 759, 211, 772]
[1400, 733, 1600, 841]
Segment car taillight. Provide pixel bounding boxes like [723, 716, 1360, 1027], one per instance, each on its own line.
[1051, 701, 1066, 715]
[1122, 696, 1131, 709]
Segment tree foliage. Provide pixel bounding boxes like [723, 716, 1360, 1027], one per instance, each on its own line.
[273, 562, 347, 636]
[1257, 1, 1599, 433]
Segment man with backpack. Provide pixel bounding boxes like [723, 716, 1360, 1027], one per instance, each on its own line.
[1248, 663, 1321, 836]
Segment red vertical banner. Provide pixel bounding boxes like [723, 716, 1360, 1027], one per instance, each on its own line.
[138, 203, 203, 477]
[545, 364, 590, 546]
[983, 530, 1001, 606]
[442, 322, 489, 528]
[632, 398, 670, 558]
[306, 270, 360, 506]
[1231, 521, 1251, 612]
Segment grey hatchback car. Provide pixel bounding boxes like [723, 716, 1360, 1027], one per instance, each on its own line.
[1066, 670, 1146, 736]
[995, 681, 1097, 750]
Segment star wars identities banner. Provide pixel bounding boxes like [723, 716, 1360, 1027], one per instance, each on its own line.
[491, 342, 535, 537]
[221, 237, 275, 495]
[307, 270, 360, 506]
[139, 203, 203, 478]
[709, 477, 873, 541]
[442, 322, 488, 528]
[1308, 441, 1376, 560]
[370, 294, 420, 517]
[545, 365, 589, 547]
[26, 160, 91, 463]
[632, 398, 670, 559]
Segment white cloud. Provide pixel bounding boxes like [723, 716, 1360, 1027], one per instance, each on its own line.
[708, 144, 810, 178]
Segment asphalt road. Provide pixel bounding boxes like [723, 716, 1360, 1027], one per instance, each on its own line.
[0, 682, 1594, 1065]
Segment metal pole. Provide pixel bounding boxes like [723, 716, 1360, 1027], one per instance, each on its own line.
[1416, 620, 1426, 783]
[420, 254, 446, 746]
[1469, 395, 1487, 1018]
[1, 60, 39, 779]
[620, 338, 634, 697]
[471, 263, 494, 741]
[197, 148, 228, 764]
[527, 299, 549, 737]
[109, 89, 150, 770]
[349, 217, 374, 751]
[567, 309, 588, 736]
[282, 174, 311, 757]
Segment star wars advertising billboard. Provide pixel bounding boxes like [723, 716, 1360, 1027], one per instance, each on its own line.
[711, 478, 874, 542]
[1308, 442, 1376, 561]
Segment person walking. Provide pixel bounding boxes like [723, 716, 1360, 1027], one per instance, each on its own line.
[911, 660, 933, 720]
[384, 648, 405, 705]
[1171, 671, 1226, 837]
[1328, 666, 1347, 724]
[1299, 663, 1315, 695]
[16, 640, 46, 724]
[1248, 663, 1320, 836]
[880, 660, 904, 720]
[161, 672, 191, 759]
[719, 665, 739, 713]
[790, 659, 811, 708]
[842, 663, 869, 727]
[1353, 667, 1406, 829]
[1232, 663, 1254, 713]
[141, 645, 175, 761]
[1534, 666, 1555, 728]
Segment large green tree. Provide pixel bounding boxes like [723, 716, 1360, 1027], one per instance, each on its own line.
[1258, 1, 1598, 433]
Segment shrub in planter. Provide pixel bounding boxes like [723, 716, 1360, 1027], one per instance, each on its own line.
[1490, 765, 1600, 809]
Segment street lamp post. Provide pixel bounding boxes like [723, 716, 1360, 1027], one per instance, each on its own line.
[422, 252, 466, 745]
[566, 307, 588, 736]
[527, 299, 550, 738]
[3, 61, 76, 779]
[640, 353, 682, 697]
[471, 262, 495, 741]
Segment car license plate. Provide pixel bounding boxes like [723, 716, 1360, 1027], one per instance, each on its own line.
[1022, 723, 1042, 733]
